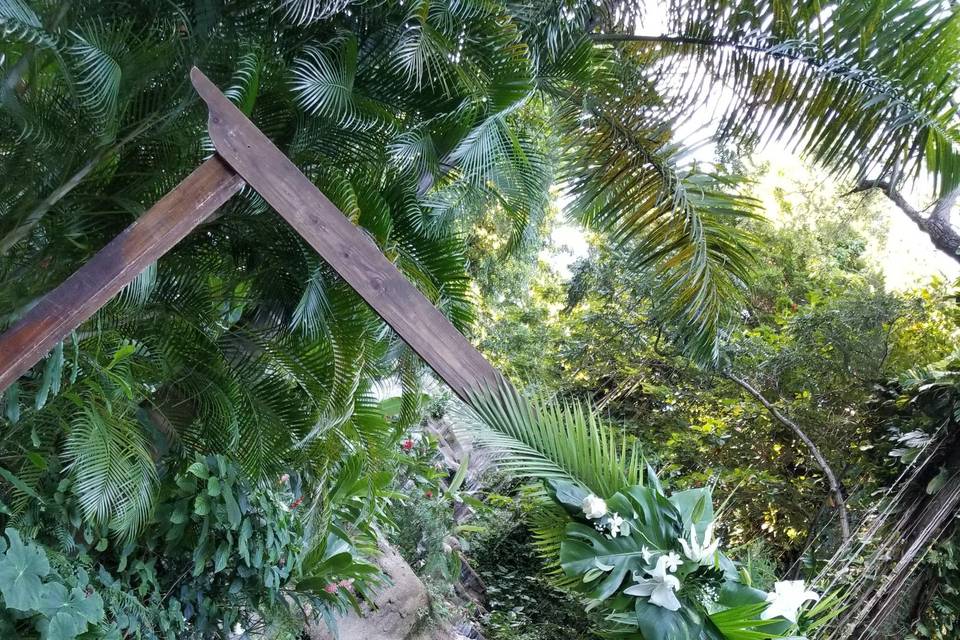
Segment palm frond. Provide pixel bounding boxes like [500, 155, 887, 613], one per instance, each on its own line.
[457, 381, 643, 497]
[291, 36, 389, 131]
[278, 0, 354, 26]
[628, 0, 960, 195]
[563, 98, 760, 362]
[64, 403, 157, 539]
[0, 0, 39, 27]
[67, 20, 127, 137]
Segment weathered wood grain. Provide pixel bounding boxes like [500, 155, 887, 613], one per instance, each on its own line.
[0, 156, 243, 393]
[190, 67, 503, 402]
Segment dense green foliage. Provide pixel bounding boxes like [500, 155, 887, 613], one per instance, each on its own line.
[466, 163, 960, 638]
[2, 0, 960, 638]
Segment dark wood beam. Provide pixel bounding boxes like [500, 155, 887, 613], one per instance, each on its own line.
[190, 67, 503, 402]
[0, 156, 243, 392]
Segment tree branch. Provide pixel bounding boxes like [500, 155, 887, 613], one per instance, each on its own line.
[724, 371, 852, 542]
[849, 180, 960, 264]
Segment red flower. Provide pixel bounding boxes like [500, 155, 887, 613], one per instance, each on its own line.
[425, 490, 433, 498]
[290, 497, 303, 509]
[324, 583, 338, 594]
[402, 439, 414, 451]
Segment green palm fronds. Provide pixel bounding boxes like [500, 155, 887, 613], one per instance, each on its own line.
[460, 381, 644, 497]
[2, 0, 959, 548]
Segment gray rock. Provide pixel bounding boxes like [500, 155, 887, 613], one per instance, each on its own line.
[308, 541, 430, 640]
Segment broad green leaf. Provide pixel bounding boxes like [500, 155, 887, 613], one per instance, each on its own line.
[213, 542, 230, 573]
[634, 598, 703, 640]
[238, 518, 253, 566]
[222, 482, 242, 528]
[669, 487, 714, 539]
[546, 478, 590, 514]
[0, 529, 50, 611]
[37, 583, 104, 640]
[3, 382, 19, 423]
[622, 486, 682, 549]
[186, 462, 208, 479]
[718, 581, 769, 608]
[35, 341, 65, 410]
[194, 495, 209, 516]
[560, 522, 644, 601]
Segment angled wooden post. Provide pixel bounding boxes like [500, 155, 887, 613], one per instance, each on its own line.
[0, 157, 243, 392]
[0, 68, 503, 404]
[189, 68, 501, 401]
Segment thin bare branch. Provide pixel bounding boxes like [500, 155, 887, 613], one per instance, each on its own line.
[724, 371, 852, 542]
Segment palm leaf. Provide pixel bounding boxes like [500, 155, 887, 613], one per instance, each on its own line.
[457, 381, 643, 497]
[63, 403, 157, 539]
[623, 0, 960, 195]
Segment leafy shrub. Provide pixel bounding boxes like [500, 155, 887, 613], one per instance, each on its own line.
[1, 454, 383, 638]
[468, 497, 600, 640]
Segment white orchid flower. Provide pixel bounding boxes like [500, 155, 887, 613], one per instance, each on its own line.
[607, 512, 626, 537]
[641, 546, 653, 564]
[661, 550, 683, 573]
[624, 555, 682, 611]
[678, 521, 720, 566]
[761, 580, 820, 623]
[581, 494, 607, 519]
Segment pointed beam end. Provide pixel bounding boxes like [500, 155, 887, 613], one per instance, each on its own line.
[190, 67, 238, 157]
[190, 66, 220, 109]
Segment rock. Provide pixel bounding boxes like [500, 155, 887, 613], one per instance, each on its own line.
[307, 541, 430, 640]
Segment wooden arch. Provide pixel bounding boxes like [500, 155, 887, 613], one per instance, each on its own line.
[0, 69, 504, 403]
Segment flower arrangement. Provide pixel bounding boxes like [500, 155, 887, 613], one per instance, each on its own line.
[459, 383, 844, 640]
[546, 475, 831, 639]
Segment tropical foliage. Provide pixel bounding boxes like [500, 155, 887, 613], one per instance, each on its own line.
[459, 382, 845, 639]
[1, 0, 960, 638]
[459, 158, 960, 639]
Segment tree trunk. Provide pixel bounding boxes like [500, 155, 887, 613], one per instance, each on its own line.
[850, 180, 960, 265]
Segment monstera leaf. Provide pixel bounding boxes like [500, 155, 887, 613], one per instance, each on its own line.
[560, 521, 651, 601]
[635, 598, 704, 640]
[0, 528, 50, 611]
[617, 486, 682, 550]
[559, 483, 686, 602]
[546, 478, 591, 515]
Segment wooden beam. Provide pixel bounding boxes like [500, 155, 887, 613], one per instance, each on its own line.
[190, 68, 503, 402]
[0, 156, 243, 393]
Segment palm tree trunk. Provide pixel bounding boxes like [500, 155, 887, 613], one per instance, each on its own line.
[724, 372, 852, 542]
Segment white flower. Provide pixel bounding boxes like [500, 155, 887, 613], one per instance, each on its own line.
[761, 580, 820, 623]
[624, 555, 682, 611]
[607, 513, 626, 537]
[581, 494, 608, 519]
[661, 551, 683, 573]
[641, 546, 654, 564]
[678, 521, 720, 566]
